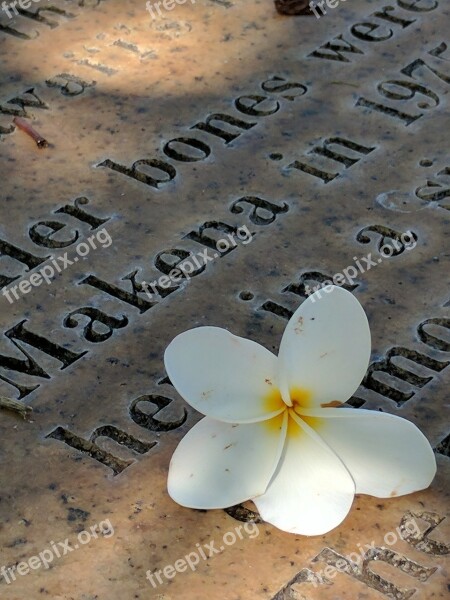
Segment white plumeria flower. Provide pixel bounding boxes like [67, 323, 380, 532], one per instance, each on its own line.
[164, 286, 436, 535]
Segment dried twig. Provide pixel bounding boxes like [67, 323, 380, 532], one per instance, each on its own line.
[0, 396, 32, 419]
[13, 117, 49, 149]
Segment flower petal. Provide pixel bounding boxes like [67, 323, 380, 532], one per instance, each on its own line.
[164, 326, 285, 422]
[253, 412, 355, 535]
[297, 407, 437, 497]
[168, 413, 288, 509]
[278, 286, 371, 408]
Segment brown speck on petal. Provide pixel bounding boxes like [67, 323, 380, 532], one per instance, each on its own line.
[295, 316, 304, 334]
[320, 400, 343, 408]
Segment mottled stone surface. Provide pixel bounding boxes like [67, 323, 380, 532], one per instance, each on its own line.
[0, 1, 449, 599]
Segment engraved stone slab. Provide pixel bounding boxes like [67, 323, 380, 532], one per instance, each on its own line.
[0, 1, 449, 599]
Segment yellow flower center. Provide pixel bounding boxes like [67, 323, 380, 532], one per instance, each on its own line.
[263, 387, 323, 436]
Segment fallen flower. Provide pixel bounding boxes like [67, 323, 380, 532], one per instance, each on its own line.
[164, 286, 436, 535]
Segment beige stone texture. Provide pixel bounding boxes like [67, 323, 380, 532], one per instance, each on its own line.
[0, 1, 448, 599]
